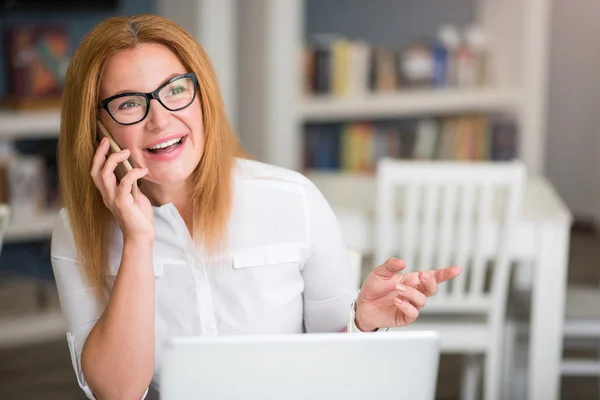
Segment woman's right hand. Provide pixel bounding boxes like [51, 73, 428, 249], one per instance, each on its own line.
[91, 137, 155, 242]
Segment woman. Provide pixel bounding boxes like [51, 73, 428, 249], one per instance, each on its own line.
[51, 14, 460, 399]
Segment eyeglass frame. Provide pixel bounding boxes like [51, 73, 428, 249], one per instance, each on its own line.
[99, 71, 199, 126]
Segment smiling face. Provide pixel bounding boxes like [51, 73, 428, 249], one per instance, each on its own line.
[98, 43, 204, 188]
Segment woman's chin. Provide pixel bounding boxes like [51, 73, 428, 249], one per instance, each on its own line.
[142, 171, 194, 187]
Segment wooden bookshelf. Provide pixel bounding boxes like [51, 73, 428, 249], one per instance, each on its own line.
[239, 0, 551, 177]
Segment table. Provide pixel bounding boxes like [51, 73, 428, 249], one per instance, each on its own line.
[309, 173, 572, 400]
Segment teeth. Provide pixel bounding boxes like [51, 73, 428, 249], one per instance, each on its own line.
[148, 137, 182, 150]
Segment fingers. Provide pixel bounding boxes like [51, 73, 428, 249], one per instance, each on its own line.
[116, 168, 148, 203]
[418, 271, 439, 297]
[116, 168, 148, 204]
[91, 138, 109, 174]
[432, 266, 462, 284]
[396, 283, 427, 310]
[91, 138, 110, 195]
[99, 149, 132, 200]
[398, 272, 421, 288]
[397, 266, 462, 297]
[373, 258, 407, 279]
[393, 298, 419, 325]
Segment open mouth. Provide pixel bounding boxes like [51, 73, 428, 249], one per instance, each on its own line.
[144, 135, 188, 154]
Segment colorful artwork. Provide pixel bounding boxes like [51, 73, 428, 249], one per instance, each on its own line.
[5, 25, 71, 101]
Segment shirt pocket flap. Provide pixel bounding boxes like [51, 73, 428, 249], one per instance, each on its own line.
[233, 244, 302, 269]
[108, 257, 164, 277]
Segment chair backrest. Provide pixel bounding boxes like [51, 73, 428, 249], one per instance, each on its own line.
[374, 159, 525, 316]
[347, 249, 363, 290]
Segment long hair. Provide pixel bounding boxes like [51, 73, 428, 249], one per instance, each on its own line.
[58, 14, 244, 298]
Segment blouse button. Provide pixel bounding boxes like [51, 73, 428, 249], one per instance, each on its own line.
[205, 320, 214, 330]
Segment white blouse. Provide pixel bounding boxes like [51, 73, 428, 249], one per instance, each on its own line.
[51, 158, 357, 399]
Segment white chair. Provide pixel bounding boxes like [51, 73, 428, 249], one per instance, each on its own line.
[374, 158, 525, 400]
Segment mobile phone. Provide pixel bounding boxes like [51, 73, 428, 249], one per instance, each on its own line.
[96, 120, 139, 201]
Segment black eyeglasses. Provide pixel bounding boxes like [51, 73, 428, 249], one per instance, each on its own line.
[100, 72, 198, 125]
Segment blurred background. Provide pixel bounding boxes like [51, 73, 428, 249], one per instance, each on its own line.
[0, 0, 599, 399]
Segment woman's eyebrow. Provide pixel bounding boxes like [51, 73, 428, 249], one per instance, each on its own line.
[107, 72, 188, 97]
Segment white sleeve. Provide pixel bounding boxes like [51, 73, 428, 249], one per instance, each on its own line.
[301, 179, 356, 333]
[51, 209, 148, 400]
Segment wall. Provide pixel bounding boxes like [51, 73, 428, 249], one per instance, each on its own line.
[545, 0, 600, 222]
[305, 0, 476, 45]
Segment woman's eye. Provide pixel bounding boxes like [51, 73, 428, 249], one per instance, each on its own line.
[118, 100, 142, 110]
[167, 86, 186, 96]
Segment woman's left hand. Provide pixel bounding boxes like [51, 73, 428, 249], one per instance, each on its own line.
[354, 258, 462, 332]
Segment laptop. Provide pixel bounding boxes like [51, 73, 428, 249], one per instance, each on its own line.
[159, 331, 440, 400]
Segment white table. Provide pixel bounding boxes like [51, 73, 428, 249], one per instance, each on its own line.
[309, 173, 572, 400]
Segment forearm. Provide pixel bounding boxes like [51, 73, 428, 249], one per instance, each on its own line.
[81, 238, 155, 399]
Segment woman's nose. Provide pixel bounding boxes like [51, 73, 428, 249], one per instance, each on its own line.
[145, 99, 170, 131]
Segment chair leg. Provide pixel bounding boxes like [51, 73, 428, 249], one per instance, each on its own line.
[510, 330, 529, 400]
[485, 336, 506, 400]
[483, 352, 498, 400]
[503, 320, 529, 400]
[461, 354, 481, 400]
[502, 321, 516, 400]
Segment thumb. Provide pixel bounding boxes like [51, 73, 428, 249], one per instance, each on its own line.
[373, 258, 407, 278]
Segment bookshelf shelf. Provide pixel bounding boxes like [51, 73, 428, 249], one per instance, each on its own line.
[6, 209, 59, 242]
[299, 88, 522, 122]
[0, 110, 60, 140]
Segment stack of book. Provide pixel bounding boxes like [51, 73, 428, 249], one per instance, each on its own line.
[303, 26, 490, 97]
[303, 114, 517, 172]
